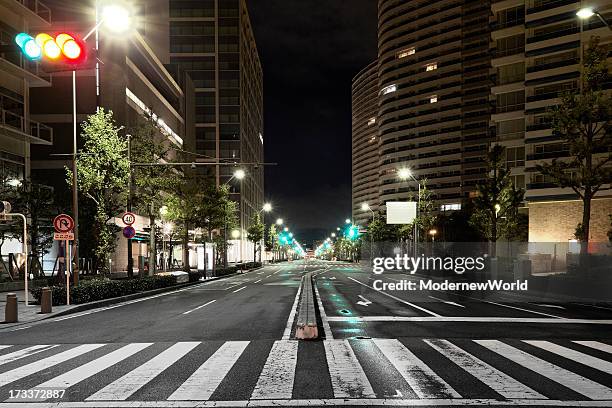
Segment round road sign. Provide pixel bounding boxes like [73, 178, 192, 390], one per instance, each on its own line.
[122, 212, 136, 225]
[123, 226, 136, 239]
[53, 214, 74, 233]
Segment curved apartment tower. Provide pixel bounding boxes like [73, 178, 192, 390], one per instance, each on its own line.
[352, 61, 380, 226]
[376, 0, 492, 210]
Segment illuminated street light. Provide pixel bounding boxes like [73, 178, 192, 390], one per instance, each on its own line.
[231, 229, 241, 239]
[331, 233, 336, 238]
[103, 5, 131, 33]
[576, 7, 595, 19]
[336, 227, 341, 231]
[361, 203, 370, 211]
[345, 219, 351, 224]
[398, 168, 412, 180]
[159, 205, 168, 217]
[284, 227, 289, 232]
[263, 203, 272, 212]
[276, 218, 284, 225]
[234, 169, 246, 180]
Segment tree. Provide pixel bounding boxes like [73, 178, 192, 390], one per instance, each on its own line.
[247, 213, 265, 263]
[470, 144, 524, 253]
[67, 109, 129, 273]
[266, 224, 278, 261]
[415, 180, 437, 242]
[536, 37, 612, 246]
[130, 118, 180, 275]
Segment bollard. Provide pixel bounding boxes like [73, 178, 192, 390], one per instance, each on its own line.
[40, 287, 52, 314]
[4, 293, 17, 323]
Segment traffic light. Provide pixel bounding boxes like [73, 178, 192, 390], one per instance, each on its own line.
[15, 32, 90, 72]
[346, 224, 360, 241]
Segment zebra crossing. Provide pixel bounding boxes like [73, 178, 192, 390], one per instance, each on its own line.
[0, 338, 609, 406]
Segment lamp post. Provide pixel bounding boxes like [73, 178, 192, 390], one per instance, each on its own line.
[361, 202, 375, 260]
[257, 203, 271, 263]
[398, 167, 421, 258]
[71, 4, 131, 283]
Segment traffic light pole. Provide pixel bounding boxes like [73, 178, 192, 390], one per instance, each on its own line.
[127, 134, 133, 278]
[72, 70, 79, 285]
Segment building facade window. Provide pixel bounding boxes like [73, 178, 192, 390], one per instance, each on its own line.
[397, 47, 415, 59]
[506, 146, 525, 168]
[496, 6, 525, 29]
[381, 84, 397, 95]
[367, 117, 376, 126]
[497, 118, 525, 140]
[426, 63, 438, 72]
[429, 95, 438, 103]
[497, 62, 525, 85]
[495, 34, 525, 58]
[496, 90, 524, 113]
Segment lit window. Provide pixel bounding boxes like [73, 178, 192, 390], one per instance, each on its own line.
[441, 203, 461, 211]
[381, 84, 397, 95]
[426, 63, 438, 71]
[397, 47, 415, 59]
[429, 95, 438, 103]
[367, 117, 376, 126]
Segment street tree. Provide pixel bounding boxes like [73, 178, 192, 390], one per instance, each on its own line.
[247, 213, 265, 263]
[67, 109, 129, 273]
[266, 224, 279, 261]
[470, 144, 524, 254]
[130, 118, 179, 275]
[536, 37, 612, 246]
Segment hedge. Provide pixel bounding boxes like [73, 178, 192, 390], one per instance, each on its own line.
[30, 275, 177, 306]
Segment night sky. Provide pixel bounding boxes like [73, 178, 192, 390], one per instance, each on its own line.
[249, 1, 378, 245]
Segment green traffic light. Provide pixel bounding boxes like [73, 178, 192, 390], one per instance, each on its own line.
[15, 33, 42, 60]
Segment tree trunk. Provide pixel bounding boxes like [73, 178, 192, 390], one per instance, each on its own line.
[581, 193, 592, 254]
[149, 211, 156, 276]
[182, 222, 189, 272]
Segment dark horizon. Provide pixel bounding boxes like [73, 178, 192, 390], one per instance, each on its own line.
[249, 0, 378, 244]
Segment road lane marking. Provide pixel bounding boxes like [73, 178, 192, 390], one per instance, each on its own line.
[573, 341, 612, 354]
[324, 340, 376, 398]
[232, 286, 247, 293]
[282, 280, 302, 340]
[325, 316, 612, 323]
[530, 304, 565, 310]
[35, 343, 153, 391]
[0, 346, 10, 350]
[524, 341, 612, 373]
[426, 339, 544, 399]
[476, 340, 612, 400]
[87, 342, 200, 400]
[0, 345, 57, 366]
[428, 296, 465, 308]
[182, 300, 216, 315]
[254, 279, 262, 283]
[357, 295, 372, 306]
[8, 326, 31, 332]
[347, 277, 440, 317]
[374, 339, 460, 398]
[251, 341, 298, 399]
[0, 344, 105, 387]
[313, 281, 333, 339]
[168, 341, 249, 400]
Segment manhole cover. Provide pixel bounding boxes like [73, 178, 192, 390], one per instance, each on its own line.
[339, 309, 351, 314]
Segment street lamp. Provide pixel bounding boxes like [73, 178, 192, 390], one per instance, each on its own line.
[429, 228, 437, 243]
[102, 5, 131, 33]
[231, 229, 241, 239]
[576, 7, 611, 28]
[331, 233, 336, 238]
[361, 203, 375, 259]
[276, 218, 283, 226]
[398, 167, 421, 257]
[345, 219, 351, 224]
[284, 227, 289, 232]
[262, 203, 272, 213]
[234, 169, 246, 180]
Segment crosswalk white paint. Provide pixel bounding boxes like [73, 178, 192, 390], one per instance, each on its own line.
[87, 342, 200, 401]
[0, 339, 609, 404]
[373, 339, 460, 398]
[35, 343, 153, 391]
[324, 339, 376, 399]
[0, 344, 105, 387]
[0, 345, 56, 366]
[475, 340, 612, 400]
[524, 340, 612, 374]
[168, 341, 249, 401]
[251, 340, 298, 399]
[573, 340, 612, 355]
[0, 345, 11, 350]
[426, 339, 544, 399]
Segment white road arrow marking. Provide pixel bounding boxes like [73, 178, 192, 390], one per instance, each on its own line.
[428, 295, 465, 308]
[356, 295, 372, 307]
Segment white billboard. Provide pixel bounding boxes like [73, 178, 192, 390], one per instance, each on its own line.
[386, 201, 417, 224]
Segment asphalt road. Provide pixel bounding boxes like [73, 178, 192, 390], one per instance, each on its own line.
[0, 259, 609, 407]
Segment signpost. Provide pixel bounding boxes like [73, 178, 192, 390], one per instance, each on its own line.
[123, 226, 136, 239]
[53, 214, 74, 305]
[122, 212, 136, 226]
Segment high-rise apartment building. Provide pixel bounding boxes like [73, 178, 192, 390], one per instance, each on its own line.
[490, 0, 612, 242]
[351, 61, 380, 226]
[0, 0, 52, 187]
[375, 0, 493, 212]
[169, 0, 264, 257]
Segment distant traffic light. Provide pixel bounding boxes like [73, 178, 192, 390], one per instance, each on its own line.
[346, 224, 360, 241]
[15, 32, 89, 72]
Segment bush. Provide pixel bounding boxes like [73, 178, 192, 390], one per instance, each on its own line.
[30, 275, 178, 306]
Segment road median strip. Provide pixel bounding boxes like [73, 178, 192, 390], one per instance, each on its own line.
[295, 272, 318, 340]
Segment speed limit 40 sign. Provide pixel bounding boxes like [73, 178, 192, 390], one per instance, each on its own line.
[122, 212, 136, 226]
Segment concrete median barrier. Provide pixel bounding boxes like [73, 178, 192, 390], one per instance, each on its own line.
[295, 272, 318, 340]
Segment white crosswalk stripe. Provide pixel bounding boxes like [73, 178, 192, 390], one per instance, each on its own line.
[524, 340, 612, 374]
[34, 343, 152, 391]
[373, 339, 460, 398]
[251, 340, 298, 399]
[324, 339, 376, 399]
[0, 339, 611, 404]
[167, 341, 249, 401]
[476, 340, 612, 400]
[0, 345, 57, 366]
[0, 344, 105, 387]
[87, 342, 199, 401]
[427, 339, 544, 399]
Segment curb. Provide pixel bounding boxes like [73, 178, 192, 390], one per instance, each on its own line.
[36, 268, 259, 321]
[295, 272, 318, 340]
